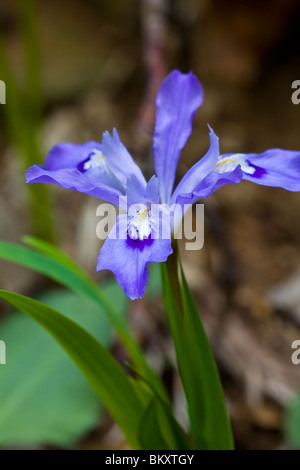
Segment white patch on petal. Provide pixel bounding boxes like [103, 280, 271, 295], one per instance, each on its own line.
[128, 204, 151, 240]
[83, 150, 107, 171]
[215, 153, 256, 175]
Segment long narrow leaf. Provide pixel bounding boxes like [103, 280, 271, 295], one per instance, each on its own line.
[180, 264, 234, 449]
[130, 376, 190, 450]
[0, 290, 143, 449]
[138, 399, 170, 450]
[161, 250, 234, 449]
[0, 240, 169, 404]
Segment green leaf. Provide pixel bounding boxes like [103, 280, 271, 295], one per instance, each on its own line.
[285, 393, 300, 449]
[179, 264, 234, 450]
[160, 263, 182, 351]
[161, 249, 234, 450]
[0, 241, 125, 329]
[0, 283, 126, 447]
[23, 236, 92, 276]
[138, 399, 171, 450]
[0, 290, 144, 449]
[130, 376, 190, 450]
[138, 397, 190, 450]
[0, 239, 169, 404]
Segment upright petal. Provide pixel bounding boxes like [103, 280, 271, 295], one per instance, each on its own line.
[97, 214, 172, 299]
[153, 70, 204, 203]
[221, 149, 300, 191]
[171, 166, 243, 234]
[126, 174, 160, 207]
[101, 128, 147, 189]
[126, 175, 147, 207]
[174, 166, 243, 208]
[26, 141, 124, 206]
[145, 175, 160, 204]
[171, 126, 219, 205]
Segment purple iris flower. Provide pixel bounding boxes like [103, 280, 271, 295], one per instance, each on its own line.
[26, 70, 300, 299]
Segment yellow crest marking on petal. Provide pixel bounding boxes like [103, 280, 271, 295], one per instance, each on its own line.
[216, 158, 236, 168]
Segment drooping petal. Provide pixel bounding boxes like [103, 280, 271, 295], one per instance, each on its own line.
[97, 214, 172, 299]
[171, 126, 219, 205]
[220, 149, 300, 191]
[43, 141, 102, 170]
[101, 128, 147, 189]
[25, 142, 124, 206]
[153, 70, 204, 203]
[26, 165, 124, 206]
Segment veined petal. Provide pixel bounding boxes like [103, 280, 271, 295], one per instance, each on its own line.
[220, 149, 300, 191]
[171, 126, 219, 205]
[97, 214, 172, 299]
[101, 128, 147, 189]
[25, 141, 124, 206]
[153, 70, 204, 204]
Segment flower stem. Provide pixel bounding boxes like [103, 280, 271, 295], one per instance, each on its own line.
[164, 241, 184, 315]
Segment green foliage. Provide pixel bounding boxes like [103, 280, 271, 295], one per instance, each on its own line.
[0, 238, 169, 404]
[285, 393, 300, 449]
[139, 397, 190, 450]
[0, 238, 233, 449]
[0, 285, 126, 447]
[179, 264, 234, 449]
[0, 288, 190, 450]
[0, 290, 144, 449]
[160, 247, 234, 450]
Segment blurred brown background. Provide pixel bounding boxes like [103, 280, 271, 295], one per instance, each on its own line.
[0, 0, 300, 450]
